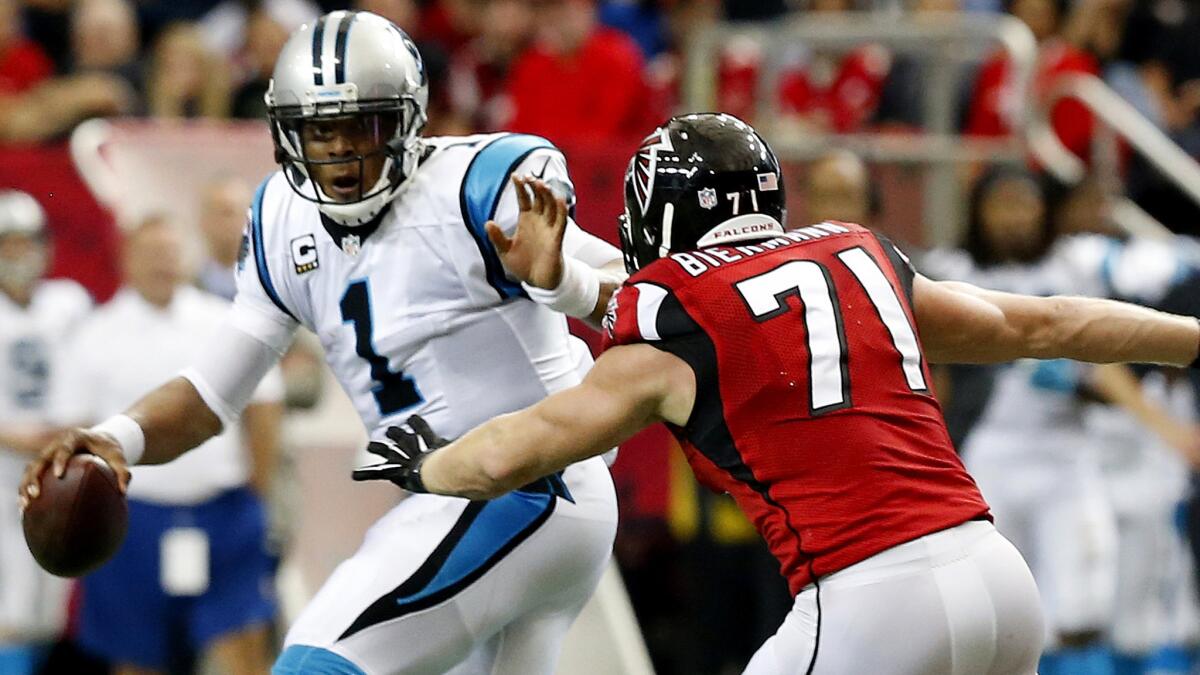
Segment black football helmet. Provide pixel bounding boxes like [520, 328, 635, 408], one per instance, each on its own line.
[618, 113, 787, 273]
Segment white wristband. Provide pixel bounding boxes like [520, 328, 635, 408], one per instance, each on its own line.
[89, 414, 145, 466]
[521, 256, 601, 319]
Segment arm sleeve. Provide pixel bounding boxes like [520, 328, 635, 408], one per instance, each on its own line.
[249, 364, 285, 405]
[179, 307, 290, 429]
[563, 222, 623, 270]
[181, 241, 299, 427]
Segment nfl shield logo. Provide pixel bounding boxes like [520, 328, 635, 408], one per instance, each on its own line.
[698, 188, 718, 210]
[341, 234, 361, 256]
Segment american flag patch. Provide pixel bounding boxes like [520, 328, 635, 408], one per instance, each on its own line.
[758, 172, 779, 191]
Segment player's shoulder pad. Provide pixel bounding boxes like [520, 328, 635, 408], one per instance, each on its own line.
[245, 171, 299, 321]
[459, 132, 562, 231]
[603, 278, 701, 350]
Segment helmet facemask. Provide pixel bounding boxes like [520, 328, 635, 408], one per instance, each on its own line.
[268, 94, 426, 226]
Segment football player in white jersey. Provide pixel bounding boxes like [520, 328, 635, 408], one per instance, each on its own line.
[0, 191, 90, 672]
[19, 11, 623, 675]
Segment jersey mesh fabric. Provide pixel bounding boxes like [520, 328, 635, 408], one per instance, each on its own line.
[604, 223, 991, 594]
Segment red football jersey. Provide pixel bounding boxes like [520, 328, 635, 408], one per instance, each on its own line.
[603, 222, 991, 594]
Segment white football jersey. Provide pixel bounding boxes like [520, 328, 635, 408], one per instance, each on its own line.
[232, 133, 618, 440]
[0, 280, 91, 477]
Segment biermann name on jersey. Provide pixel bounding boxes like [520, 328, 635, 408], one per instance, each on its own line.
[670, 222, 851, 277]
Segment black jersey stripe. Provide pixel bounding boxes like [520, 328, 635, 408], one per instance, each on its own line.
[337, 490, 558, 641]
[874, 233, 915, 304]
[644, 289, 811, 565]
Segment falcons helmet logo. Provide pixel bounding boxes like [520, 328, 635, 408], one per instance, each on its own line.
[630, 127, 674, 215]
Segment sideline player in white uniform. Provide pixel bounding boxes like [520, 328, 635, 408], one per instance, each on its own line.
[923, 233, 1200, 673]
[0, 191, 90, 671]
[52, 216, 285, 675]
[20, 11, 622, 675]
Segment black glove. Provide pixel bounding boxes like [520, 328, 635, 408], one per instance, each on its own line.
[352, 415, 450, 493]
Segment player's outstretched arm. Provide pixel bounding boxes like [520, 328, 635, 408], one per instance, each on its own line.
[398, 345, 694, 500]
[18, 377, 220, 508]
[913, 274, 1200, 366]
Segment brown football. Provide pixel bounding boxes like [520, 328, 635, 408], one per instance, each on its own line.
[22, 453, 128, 577]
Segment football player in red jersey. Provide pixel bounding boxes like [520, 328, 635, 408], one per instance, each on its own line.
[352, 114, 1200, 674]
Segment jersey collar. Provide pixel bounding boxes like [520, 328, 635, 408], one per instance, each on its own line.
[316, 145, 434, 255]
[319, 204, 391, 256]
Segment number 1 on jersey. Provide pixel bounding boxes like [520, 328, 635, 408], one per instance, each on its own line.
[340, 280, 424, 415]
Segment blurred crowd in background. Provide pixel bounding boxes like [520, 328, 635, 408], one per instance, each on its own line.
[7, 1, 1200, 675]
[5, 0, 1200, 227]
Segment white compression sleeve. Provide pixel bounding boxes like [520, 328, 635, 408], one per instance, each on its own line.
[179, 319, 289, 430]
[562, 220, 623, 269]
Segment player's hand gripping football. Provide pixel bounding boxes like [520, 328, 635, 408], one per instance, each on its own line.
[18, 428, 131, 511]
[486, 175, 568, 290]
[352, 415, 449, 493]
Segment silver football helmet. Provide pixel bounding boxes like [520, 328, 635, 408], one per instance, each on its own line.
[0, 190, 47, 290]
[266, 10, 429, 226]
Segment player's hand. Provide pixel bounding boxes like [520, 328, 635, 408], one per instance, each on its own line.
[18, 428, 131, 511]
[486, 175, 568, 291]
[352, 415, 450, 493]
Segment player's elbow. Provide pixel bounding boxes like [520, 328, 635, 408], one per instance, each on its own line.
[1014, 296, 1073, 359]
[477, 450, 530, 497]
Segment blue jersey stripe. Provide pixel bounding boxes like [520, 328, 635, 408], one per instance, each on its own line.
[273, 645, 365, 674]
[251, 179, 298, 321]
[459, 134, 555, 300]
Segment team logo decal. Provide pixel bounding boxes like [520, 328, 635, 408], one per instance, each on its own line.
[698, 188, 718, 210]
[631, 127, 674, 215]
[341, 233, 362, 257]
[290, 234, 319, 274]
[602, 294, 618, 338]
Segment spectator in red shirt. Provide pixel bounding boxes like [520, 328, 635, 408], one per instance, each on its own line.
[775, 0, 892, 133]
[447, 0, 532, 133]
[503, 0, 655, 146]
[966, 0, 1099, 160]
[710, 0, 891, 133]
[0, 0, 53, 95]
